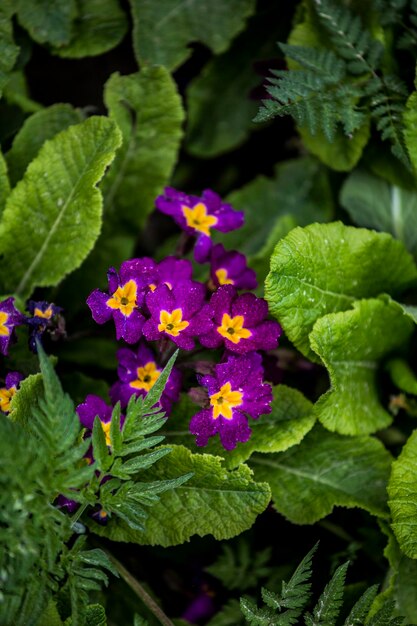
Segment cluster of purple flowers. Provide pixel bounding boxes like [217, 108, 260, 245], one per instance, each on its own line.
[85, 188, 281, 451]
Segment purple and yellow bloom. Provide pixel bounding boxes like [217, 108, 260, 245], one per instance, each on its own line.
[0, 371, 24, 413]
[155, 187, 244, 262]
[55, 494, 80, 514]
[209, 244, 257, 290]
[76, 395, 124, 447]
[199, 285, 281, 354]
[86, 259, 155, 343]
[110, 341, 182, 414]
[149, 256, 193, 293]
[26, 300, 64, 352]
[143, 282, 213, 350]
[0, 297, 26, 355]
[189, 353, 272, 450]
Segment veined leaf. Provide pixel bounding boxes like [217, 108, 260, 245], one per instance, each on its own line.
[92, 445, 271, 546]
[341, 169, 417, 260]
[388, 429, 417, 558]
[0, 2, 19, 100]
[310, 298, 414, 435]
[265, 222, 417, 361]
[9, 373, 43, 427]
[128, 0, 256, 70]
[103, 68, 184, 229]
[250, 425, 392, 524]
[6, 104, 83, 186]
[0, 116, 122, 299]
[0, 150, 10, 216]
[52, 0, 128, 58]
[16, 0, 76, 46]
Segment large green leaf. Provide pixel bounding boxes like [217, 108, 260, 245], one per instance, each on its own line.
[265, 222, 417, 360]
[0, 150, 10, 216]
[16, 0, 76, 46]
[299, 122, 371, 172]
[340, 169, 417, 259]
[310, 298, 414, 435]
[0, 116, 122, 299]
[9, 373, 43, 427]
[91, 445, 271, 546]
[250, 425, 392, 524]
[388, 429, 417, 558]
[6, 104, 83, 186]
[386, 358, 417, 395]
[103, 68, 184, 229]
[128, 0, 256, 70]
[0, 2, 19, 99]
[185, 4, 282, 157]
[163, 386, 316, 469]
[53, 0, 128, 58]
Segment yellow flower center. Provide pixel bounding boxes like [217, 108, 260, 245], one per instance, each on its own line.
[129, 361, 161, 392]
[106, 280, 137, 317]
[215, 268, 234, 285]
[101, 421, 112, 447]
[210, 382, 243, 420]
[182, 202, 218, 237]
[158, 309, 189, 337]
[217, 313, 252, 344]
[0, 386, 16, 413]
[0, 311, 10, 337]
[34, 306, 53, 319]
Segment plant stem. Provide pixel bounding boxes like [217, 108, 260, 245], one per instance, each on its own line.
[106, 551, 175, 626]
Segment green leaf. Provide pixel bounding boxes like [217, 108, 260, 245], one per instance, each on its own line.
[340, 169, 417, 259]
[265, 222, 417, 361]
[6, 104, 83, 186]
[92, 445, 271, 546]
[0, 2, 20, 100]
[207, 599, 246, 626]
[388, 429, 417, 558]
[185, 5, 282, 157]
[103, 67, 184, 229]
[0, 116, 122, 299]
[9, 372, 43, 426]
[386, 358, 417, 395]
[305, 562, 349, 626]
[16, 0, 76, 46]
[0, 150, 10, 216]
[310, 298, 414, 435]
[128, 0, 256, 70]
[250, 425, 392, 524]
[3, 71, 42, 115]
[52, 0, 128, 59]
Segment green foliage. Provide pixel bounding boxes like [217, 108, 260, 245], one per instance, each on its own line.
[103, 67, 184, 229]
[0, 2, 20, 100]
[92, 444, 271, 546]
[207, 599, 245, 626]
[250, 425, 392, 524]
[52, 0, 128, 58]
[256, 0, 411, 168]
[9, 371, 43, 425]
[310, 298, 414, 435]
[388, 429, 417, 558]
[128, 0, 256, 70]
[239, 546, 404, 626]
[386, 358, 417, 395]
[265, 222, 417, 361]
[16, 0, 77, 46]
[6, 104, 83, 186]
[341, 169, 417, 260]
[0, 116, 122, 299]
[0, 149, 10, 215]
[206, 540, 272, 591]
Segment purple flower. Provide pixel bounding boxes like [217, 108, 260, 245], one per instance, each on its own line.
[55, 494, 80, 514]
[149, 256, 193, 292]
[26, 300, 64, 352]
[199, 285, 281, 354]
[86, 259, 154, 343]
[143, 281, 213, 350]
[189, 353, 272, 450]
[155, 187, 244, 262]
[209, 244, 257, 290]
[76, 395, 124, 447]
[0, 371, 24, 413]
[110, 341, 182, 415]
[0, 297, 26, 355]
[91, 508, 109, 524]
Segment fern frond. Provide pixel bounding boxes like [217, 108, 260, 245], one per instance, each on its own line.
[207, 540, 272, 591]
[313, 0, 383, 74]
[343, 584, 378, 626]
[304, 561, 349, 626]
